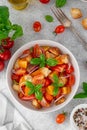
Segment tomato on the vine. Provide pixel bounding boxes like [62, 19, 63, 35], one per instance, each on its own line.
[39, 0, 50, 4]
[33, 21, 42, 32]
[1, 37, 14, 49]
[56, 113, 66, 124]
[0, 60, 4, 71]
[54, 25, 65, 34]
[0, 49, 11, 61]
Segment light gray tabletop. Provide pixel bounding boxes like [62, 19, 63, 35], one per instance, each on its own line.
[0, 0, 87, 130]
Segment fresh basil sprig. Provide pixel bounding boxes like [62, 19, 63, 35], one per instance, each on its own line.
[30, 54, 58, 67]
[45, 15, 54, 23]
[26, 81, 43, 100]
[52, 74, 64, 96]
[55, 0, 67, 8]
[74, 82, 87, 98]
[0, 6, 23, 42]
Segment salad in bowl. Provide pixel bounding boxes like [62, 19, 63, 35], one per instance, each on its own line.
[6, 40, 80, 112]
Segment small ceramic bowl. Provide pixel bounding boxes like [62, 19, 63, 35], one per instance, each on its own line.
[70, 104, 87, 130]
[6, 40, 80, 113]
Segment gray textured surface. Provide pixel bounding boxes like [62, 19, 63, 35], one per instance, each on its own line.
[0, 0, 87, 130]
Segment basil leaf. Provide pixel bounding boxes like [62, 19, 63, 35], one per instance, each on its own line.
[74, 93, 87, 98]
[26, 81, 34, 88]
[46, 58, 57, 66]
[30, 58, 41, 65]
[0, 6, 9, 23]
[55, 0, 67, 8]
[35, 84, 42, 92]
[0, 30, 8, 41]
[53, 87, 59, 96]
[35, 91, 43, 100]
[40, 62, 45, 68]
[28, 88, 35, 95]
[45, 15, 54, 23]
[53, 74, 58, 83]
[58, 83, 64, 87]
[5, 20, 12, 30]
[12, 24, 23, 40]
[40, 54, 45, 62]
[83, 82, 87, 93]
[40, 54, 45, 67]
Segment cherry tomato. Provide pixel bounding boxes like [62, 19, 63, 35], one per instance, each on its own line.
[66, 64, 74, 74]
[51, 64, 67, 72]
[0, 49, 11, 61]
[11, 73, 20, 82]
[45, 93, 53, 102]
[33, 21, 41, 32]
[56, 113, 66, 124]
[67, 74, 75, 87]
[33, 44, 42, 57]
[18, 93, 35, 100]
[39, 0, 50, 4]
[1, 37, 14, 49]
[45, 77, 52, 87]
[0, 60, 4, 71]
[54, 25, 65, 34]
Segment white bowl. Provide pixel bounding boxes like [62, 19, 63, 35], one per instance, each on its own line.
[6, 40, 80, 113]
[70, 104, 87, 130]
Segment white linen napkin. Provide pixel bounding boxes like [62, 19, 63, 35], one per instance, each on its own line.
[0, 90, 32, 130]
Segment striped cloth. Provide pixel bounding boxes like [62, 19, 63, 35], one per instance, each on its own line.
[0, 91, 32, 130]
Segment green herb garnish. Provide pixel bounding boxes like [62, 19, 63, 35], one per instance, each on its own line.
[74, 82, 87, 98]
[45, 15, 54, 23]
[30, 54, 58, 67]
[26, 81, 43, 100]
[55, 0, 67, 8]
[52, 74, 64, 96]
[0, 6, 23, 42]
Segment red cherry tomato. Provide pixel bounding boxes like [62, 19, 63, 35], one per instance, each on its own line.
[54, 25, 65, 34]
[33, 44, 42, 57]
[1, 37, 14, 49]
[18, 93, 35, 100]
[56, 113, 66, 124]
[0, 60, 4, 71]
[11, 73, 20, 82]
[45, 78, 51, 87]
[33, 21, 42, 32]
[67, 74, 75, 87]
[39, 0, 50, 4]
[0, 49, 11, 61]
[66, 64, 74, 74]
[51, 64, 67, 72]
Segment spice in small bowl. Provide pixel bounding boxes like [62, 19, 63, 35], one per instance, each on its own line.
[70, 104, 87, 130]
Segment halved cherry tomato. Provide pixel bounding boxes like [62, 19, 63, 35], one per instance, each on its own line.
[33, 21, 41, 32]
[56, 113, 66, 124]
[66, 65, 74, 74]
[67, 74, 75, 87]
[51, 64, 67, 72]
[1, 37, 14, 49]
[33, 44, 42, 57]
[11, 73, 20, 82]
[18, 93, 35, 100]
[45, 93, 53, 102]
[45, 77, 52, 87]
[54, 25, 65, 34]
[0, 48, 11, 61]
[0, 60, 4, 71]
[39, 0, 50, 4]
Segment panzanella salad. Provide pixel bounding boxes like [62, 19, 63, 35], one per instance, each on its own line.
[11, 44, 75, 109]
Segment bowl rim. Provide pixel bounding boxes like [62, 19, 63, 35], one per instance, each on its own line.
[70, 103, 87, 130]
[6, 39, 80, 113]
